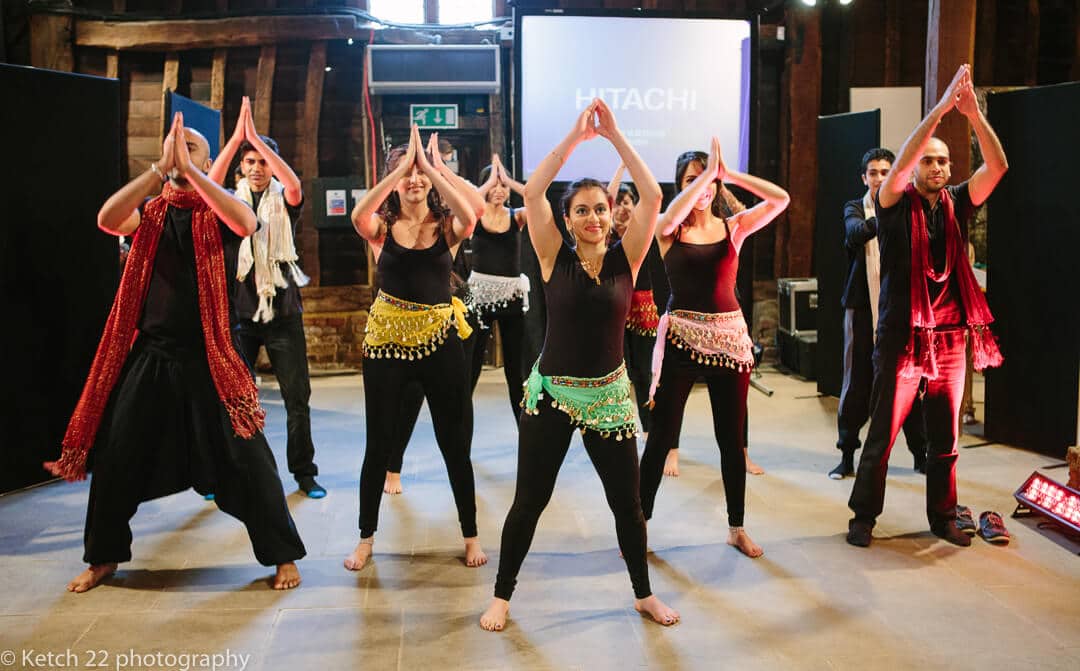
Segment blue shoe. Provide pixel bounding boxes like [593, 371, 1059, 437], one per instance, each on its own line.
[203, 493, 215, 501]
[298, 476, 326, 499]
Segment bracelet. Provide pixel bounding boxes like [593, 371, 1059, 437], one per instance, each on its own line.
[149, 162, 167, 183]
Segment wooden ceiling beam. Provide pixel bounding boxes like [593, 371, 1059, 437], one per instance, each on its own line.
[74, 15, 499, 51]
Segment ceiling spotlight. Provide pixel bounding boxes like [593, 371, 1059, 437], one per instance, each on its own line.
[347, 38, 354, 46]
[800, 0, 817, 6]
[325, 66, 333, 72]
[839, 0, 854, 6]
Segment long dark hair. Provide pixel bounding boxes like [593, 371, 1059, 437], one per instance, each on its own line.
[378, 144, 451, 232]
[674, 151, 746, 221]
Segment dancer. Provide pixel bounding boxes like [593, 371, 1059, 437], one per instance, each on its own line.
[468, 154, 529, 418]
[210, 96, 325, 498]
[381, 134, 484, 497]
[832, 147, 929, 479]
[606, 163, 661, 437]
[480, 99, 679, 632]
[346, 125, 486, 570]
[47, 113, 305, 592]
[846, 64, 1007, 547]
[638, 138, 789, 559]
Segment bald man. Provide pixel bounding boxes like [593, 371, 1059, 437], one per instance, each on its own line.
[846, 65, 1008, 548]
[51, 113, 306, 592]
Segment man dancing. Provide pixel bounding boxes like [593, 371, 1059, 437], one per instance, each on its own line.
[46, 113, 306, 591]
[846, 65, 1007, 547]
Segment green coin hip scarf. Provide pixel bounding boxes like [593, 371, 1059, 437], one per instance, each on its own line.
[521, 360, 639, 440]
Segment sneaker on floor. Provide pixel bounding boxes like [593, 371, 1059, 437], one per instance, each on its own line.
[298, 476, 327, 499]
[846, 520, 873, 547]
[203, 493, 215, 501]
[978, 511, 1011, 544]
[930, 520, 972, 547]
[955, 505, 977, 535]
[962, 410, 978, 425]
[828, 456, 854, 480]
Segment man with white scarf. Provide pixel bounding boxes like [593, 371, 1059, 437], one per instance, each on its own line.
[832, 148, 929, 479]
[211, 97, 325, 499]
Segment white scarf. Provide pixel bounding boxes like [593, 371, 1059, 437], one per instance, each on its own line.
[862, 189, 881, 335]
[235, 177, 310, 323]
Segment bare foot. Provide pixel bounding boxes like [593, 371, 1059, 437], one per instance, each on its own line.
[479, 597, 510, 631]
[272, 562, 301, 590]
[727, 527, 764, 558]
[67, 563, 117, 593]
[663, 449, 680, 477]
[384, 472, 403, 495]
[745, 448, 765, 475]
[465, 537, 488, 567]
[344, 538, 373, 571]
[634, 594, 680, 626]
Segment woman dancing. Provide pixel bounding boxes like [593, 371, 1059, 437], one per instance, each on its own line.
[480, 100, 679, 631]
[346, 125, 486, 570]
[638, 138, 788, 559]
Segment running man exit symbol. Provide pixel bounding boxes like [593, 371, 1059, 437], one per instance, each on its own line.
[410, 104, 459, 129]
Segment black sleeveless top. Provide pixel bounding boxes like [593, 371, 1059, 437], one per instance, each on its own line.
[538, 241, 632, 377]
[376, 224, 452, 305]
[664, 223, 740, 314]
[471, 208, 521, 277]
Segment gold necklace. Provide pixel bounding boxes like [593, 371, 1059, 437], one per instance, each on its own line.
[575, 249, 604, 285]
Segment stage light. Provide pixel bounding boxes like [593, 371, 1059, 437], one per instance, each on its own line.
[1013, 471, 1080, 534]
[838, 0, 854, 6]
[799, 0, 817, 6]
[347, 38, 355, 46]
[325, 66, 333, 72]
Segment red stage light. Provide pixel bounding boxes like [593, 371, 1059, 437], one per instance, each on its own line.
[1013, 471, 1080, 534]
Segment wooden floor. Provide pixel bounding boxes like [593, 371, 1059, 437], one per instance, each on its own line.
[3, 368, 1078, 671]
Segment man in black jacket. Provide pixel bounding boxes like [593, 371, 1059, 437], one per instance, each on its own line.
[832, 148, 928, 479]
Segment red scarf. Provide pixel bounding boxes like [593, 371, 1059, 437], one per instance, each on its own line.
[45, 184, 265, 482]
[901, 183, 1003, 379]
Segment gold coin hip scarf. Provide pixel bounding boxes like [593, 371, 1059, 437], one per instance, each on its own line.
[363, 290, 473, 361]
[648, 308, 755, 403]
[521, 360, 638, 441]
[467, 271, 531, 314]
[627, 289, 660, 337]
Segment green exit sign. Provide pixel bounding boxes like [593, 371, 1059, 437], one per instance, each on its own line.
[410, 104, 459, 129]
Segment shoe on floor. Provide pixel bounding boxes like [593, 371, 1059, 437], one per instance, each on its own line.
[930, 520, 972, 547]
[298, 476, 327, 499]
[962, 411, 978, 425]
[956, 505, 977, 535]
[846, 520, 873, 547]
[978, 511, 1011, 544]
[203, 493, 215, 501]
[829, 455, 855, 480]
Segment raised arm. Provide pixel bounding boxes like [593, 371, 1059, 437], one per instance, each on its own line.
[955, 82, 1008, 206]
[524, 100, 599, 271]
[244, 99, 303, 206]
[97, 128, 174, 236]
[429, 132, 485, 223]
[476, 155, 500, 201]
[594, 99, 660, 274]
[657, 137, 724, 241]
[495, 155, 527, 198]
[412, 126, 477, 246]
[173, 114, 257, 237]
[724, 169, 789, 252]
[208, 96, 249, 186]
[351, 130, 415, 243]
[606, 161, 626, 203]
[879, 65, 970, 209]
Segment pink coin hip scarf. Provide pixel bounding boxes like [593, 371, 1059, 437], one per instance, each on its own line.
[648, 308, 755, 404]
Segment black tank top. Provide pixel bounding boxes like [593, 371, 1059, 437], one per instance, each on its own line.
[538, 241, 632, 377]
[376, 224, 452, 305]
[664, 223, 740, 314]
[471, 209, 521, 277]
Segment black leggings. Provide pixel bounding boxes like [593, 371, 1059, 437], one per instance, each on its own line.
[493, 401, 651, 601]
[385, 315, 478, 474]
[359, 332, 477, 538]
[639, 341, 750, 527]
[624, 328, 655, 433]
[470, 307, 525, 421]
